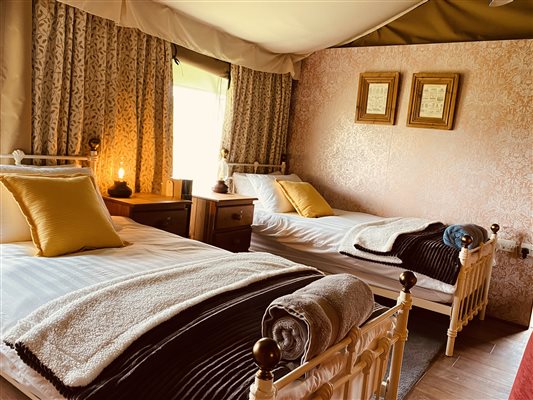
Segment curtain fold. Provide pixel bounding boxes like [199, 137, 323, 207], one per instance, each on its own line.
[32, 0, 172, 194]
[221, 65, 292, 172]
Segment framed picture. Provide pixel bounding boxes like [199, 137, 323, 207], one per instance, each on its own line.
[406, 73, 460, 130]
[355, 72, 399, 125]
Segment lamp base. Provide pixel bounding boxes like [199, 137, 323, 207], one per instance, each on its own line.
[108, 181, 132, 198]
[212, 179, 229, 194]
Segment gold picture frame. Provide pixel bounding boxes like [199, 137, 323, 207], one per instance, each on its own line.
[355, 72, 399, 125]
[406, 73, 460, 130]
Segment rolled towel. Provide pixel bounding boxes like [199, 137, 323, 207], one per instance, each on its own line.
[443, 224, 488, 250]
[262, 274, 374, 364]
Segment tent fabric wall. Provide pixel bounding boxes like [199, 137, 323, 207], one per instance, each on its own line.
[56, 0, 306, 77]
[340, 0, 533, 48]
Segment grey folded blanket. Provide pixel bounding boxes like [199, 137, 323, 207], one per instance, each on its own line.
[262, 274, 374, 365]
[443, 224, 488, 249]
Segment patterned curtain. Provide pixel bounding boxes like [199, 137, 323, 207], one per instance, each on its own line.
[221, 65, 292, 171]
[32, 0, 173, 194]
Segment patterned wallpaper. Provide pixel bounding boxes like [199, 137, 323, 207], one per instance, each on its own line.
[288, 40, 533, 326]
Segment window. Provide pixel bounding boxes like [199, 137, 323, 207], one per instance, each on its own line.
[172, 62, 227, 192]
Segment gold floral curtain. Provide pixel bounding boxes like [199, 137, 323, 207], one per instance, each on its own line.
[221, 65, 292, 171]
[32, 0, 173, 194]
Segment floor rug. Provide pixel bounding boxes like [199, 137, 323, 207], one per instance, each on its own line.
[377, 296, 449, 399]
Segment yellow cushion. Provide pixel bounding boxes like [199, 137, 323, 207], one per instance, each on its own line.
[277, 181, 334, 218]
[0, 175, 124, 256]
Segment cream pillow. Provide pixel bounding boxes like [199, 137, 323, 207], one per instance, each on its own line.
[232, 172, 257, 197]
[277, 181, 334, 218]
[0, 175, 124, 256]
[247, 174, 301, 213]
[0, 166, 97, 243]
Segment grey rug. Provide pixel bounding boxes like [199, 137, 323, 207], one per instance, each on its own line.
[377, 297, 449, 400]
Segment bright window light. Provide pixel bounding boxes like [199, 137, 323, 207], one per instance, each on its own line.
[172, 62, 227, 193]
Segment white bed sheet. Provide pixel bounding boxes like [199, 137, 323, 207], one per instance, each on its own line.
[0, 216, 395, 400]
[251, 208, 455, 303]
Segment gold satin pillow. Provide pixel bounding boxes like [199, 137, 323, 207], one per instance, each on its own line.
[0, 175, 124, 256]
[277, 181, 334, 218]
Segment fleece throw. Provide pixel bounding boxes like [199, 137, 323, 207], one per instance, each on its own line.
[262, 274, 374, 364]
[4, 252, 315, 388]
[340, 217, 439, 254]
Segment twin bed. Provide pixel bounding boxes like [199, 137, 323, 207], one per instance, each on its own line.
[1, 149, 415, 400]
[228, 160, 499, 357]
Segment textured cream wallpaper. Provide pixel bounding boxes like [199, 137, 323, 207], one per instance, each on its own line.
[288, 40, 533, 326]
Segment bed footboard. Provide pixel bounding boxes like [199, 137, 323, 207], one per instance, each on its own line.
[446, 223, 499, 356]
[250, 271, 417, 400]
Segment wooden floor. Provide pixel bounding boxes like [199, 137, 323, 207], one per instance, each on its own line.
[405, 317, 532, 400]
[1, 317, 531, 400]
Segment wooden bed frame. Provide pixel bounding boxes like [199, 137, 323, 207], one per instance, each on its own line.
[227, 159, 499, 357]
[1, 145, 414, 400]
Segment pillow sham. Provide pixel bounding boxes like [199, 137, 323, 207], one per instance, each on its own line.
[247, 174, 301, 213]
[277, 181, 334, 218]
[0, 175, 123, 256]
[0, 166, 97, 243]
[232, 172, 257, 197]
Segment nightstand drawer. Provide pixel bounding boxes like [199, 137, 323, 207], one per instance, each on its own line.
[132, 209, 188, 237]
[213, 228, 252, 253]
[215, 205, 254, 230]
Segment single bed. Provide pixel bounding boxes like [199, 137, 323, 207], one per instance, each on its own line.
[0, 148, 415, 400]
[228, 161, 499, 357]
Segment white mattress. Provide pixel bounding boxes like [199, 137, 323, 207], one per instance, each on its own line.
[250, 208, 455, 303]
[0, 216, 394, 400]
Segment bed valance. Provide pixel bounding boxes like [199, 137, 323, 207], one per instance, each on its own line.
[56, 0, 305, 78]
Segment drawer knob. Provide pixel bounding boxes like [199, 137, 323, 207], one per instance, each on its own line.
[232, 210, 243, 220]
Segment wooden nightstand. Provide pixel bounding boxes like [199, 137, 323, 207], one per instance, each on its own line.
[189, 192, 256, 252]
[103, 193, 192, 237]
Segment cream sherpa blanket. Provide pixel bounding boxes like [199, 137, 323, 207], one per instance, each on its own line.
[339, 217, 437, 263]
[4, 252, 314, 388]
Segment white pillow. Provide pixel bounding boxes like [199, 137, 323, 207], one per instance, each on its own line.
[232, 172, 257, 197]
[0, 165, 97, 243]
[247, 174, 301, 213]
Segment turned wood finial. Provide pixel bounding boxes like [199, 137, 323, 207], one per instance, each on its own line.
[490, 223, 500, 234]
[88, 138, 101, 152]
[399, 271, 417, 293]
[252, 338, 281, 381]
[461, 234, 473, 248]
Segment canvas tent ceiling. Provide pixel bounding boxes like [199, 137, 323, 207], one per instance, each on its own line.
[58, 0, 532, 78]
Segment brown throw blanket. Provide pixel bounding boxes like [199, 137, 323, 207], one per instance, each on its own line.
[262, 274, 374, 365]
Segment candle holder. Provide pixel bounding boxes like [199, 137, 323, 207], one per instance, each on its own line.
[108, 180, 132, 198]
[212, 148, 229, 194]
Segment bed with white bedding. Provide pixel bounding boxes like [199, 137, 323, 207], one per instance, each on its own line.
[229, 165, 499, 357]
[251, 208, 455, 303]
[0, 150, 415, 400]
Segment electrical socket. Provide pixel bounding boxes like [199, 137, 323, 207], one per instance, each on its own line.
[497, 239, 517, 253]
[520, 243, 532, 259]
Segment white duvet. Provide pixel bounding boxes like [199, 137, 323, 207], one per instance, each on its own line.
[251, 208, 455, 303]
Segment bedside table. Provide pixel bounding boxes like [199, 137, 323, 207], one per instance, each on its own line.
[103, 193, 192, 237]
[189, 192, 256, 252]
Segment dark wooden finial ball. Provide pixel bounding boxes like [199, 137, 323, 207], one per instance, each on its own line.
[461, 234, 473, 248]
[491, 223, 500, 234]
[252, 338, 281, 371]
[88, 138, 101, 151]
[399, 271, 417, 293]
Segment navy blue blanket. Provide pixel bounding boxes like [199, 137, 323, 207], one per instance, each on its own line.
[343, 224, 461, 285]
